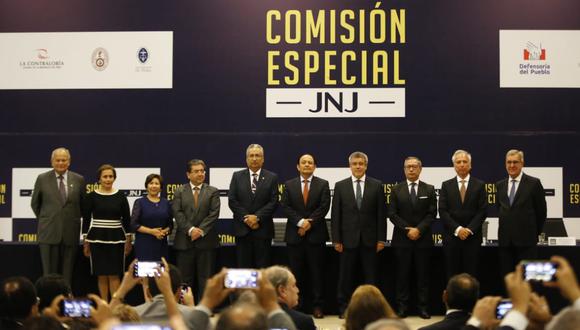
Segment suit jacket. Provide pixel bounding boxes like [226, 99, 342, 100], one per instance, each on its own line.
[134, 295, 210, 330]
[419, 310, 470, 330]
[439, 176, 487, 246]
[331, 176, 386, 249]
[281, 176, 331, 245]
[280, 303, 316, 330]
[496, 173, 547, 246]
[388, 180, 437, 248]
[228, 168, 279, 239]
[30, 170, 85, 245]
[172, 182, 220, 250]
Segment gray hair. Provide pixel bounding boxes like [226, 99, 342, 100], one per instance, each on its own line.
[404, 156, 422, 167]
[264, 265, 291, 295]
[506, 149, 524, 162]
[364, 318, 410, 330]
[246, 144, 264, 157]
[451, 150, 472, 163]
[51, 147, 71, 161]
[349, 151, 368, 165]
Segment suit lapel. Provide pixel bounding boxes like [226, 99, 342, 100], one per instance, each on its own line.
[512, 174, 527, 206]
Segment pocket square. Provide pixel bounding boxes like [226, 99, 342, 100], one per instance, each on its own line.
[418, 196, 428, 199]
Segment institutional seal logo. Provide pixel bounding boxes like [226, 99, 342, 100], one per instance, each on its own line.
[92, 47, 109, 71]
[138, 47, 149, 64]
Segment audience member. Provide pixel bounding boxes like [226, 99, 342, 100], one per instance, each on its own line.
[34, 274, 72, 313]
[345, 285, 397, 330]
[264, 265, 316, 330]
[0, 276, 39, 329]
[365, 318, 411, 330]
[419, 273, 479, 330]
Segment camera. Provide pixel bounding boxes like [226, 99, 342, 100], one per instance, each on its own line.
[521, 260, 557, 282]
[224, 269, 259, 289]
[59, 298, 95, 318]
[496, 299, 513, 319]
[134, 261, 164, 277]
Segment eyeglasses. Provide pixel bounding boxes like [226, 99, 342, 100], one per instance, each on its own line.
[404, 165, 420, 169]
[191, 170, 206, 174]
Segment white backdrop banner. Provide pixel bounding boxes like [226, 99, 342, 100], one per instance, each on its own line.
[0, 32, 173, 89]
[500, 30, 580, 88]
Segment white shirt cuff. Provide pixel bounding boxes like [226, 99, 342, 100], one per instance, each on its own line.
[466, 316, 480, 327]
[500, 310, 528, 330]
[573, 297, 580, 310]
[454, 226, 463, 237]
[297, 219, 305, 227]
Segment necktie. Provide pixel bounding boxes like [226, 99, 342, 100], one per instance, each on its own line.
[460, 180, 466, 203]
[193, 186, 200, 208]
[410, 182, 417, 205]
[356, 179, 362, 209]
[302, 179, 309, 206]
[509, 179, 516, 206]
[58, 175, 66, 203]
[251, 173, 258, 194]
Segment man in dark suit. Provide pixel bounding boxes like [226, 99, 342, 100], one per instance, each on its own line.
[419, 273, 479, 330]
[228, 144, 279, 268]
[389, 156, 437, 319]
[173, 159, 220, 298]
[439, 150, 487, 279]
[265, 265, 317, 330]
[496, 149, 546, 277]
[331, 151, 386, 316]
[31, 147, 85, 286]
[281, 153, 330, 318]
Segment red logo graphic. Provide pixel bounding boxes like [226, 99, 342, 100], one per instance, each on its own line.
[523, 42, 546, 61]
[36, 49, 49, 59]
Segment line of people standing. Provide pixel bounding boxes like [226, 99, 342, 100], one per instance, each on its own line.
[31, 145, 546, 320]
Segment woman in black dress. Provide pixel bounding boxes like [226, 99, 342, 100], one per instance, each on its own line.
[82, 164, 132, 301]
[131, 173, 173, 261]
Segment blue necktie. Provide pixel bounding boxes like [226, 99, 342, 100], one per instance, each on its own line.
[509, 179, 516, 206]
[356, 180, 362, 209]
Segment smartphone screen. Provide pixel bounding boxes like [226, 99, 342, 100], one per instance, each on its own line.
[522, 260, 557, 282]
[224, 269, 259, 289]
[60, 298, 94, 318]
[134, 261, 164, 277]
[496, 299, 513, 319]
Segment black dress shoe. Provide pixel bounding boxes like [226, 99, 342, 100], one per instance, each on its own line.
[312, 307, 324, 319]
[338, 312, 345, 319]
[418, 310, 431, 319]
[397, 310, 407, 318]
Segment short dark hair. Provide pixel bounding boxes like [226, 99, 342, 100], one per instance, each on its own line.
[187, 159, 206, 173]
[446, 273, 479, 311]
[35, 274, 71, 312]
[144, 173, 163, 189]
[216, 302, 268, 330]
[148, 264, 182, 296]
[297, 154, 316, 165]
[0, 276, 38, 320]
[97, 164, 116, 180]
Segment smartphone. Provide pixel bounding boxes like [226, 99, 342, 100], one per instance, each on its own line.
[111, 324, 172, 330]
[59, 298, 95, 318]
[134, 261, 164, 277]
[496, 299, 512, 319]
[224, 269, 259, 289]
[521, 260, 557, 282]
